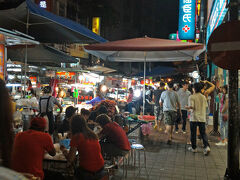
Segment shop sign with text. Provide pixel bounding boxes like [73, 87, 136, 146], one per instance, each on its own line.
[178, 0, 196, 40]
[92, 17, 100, 35]
[206, 0, 229, 44]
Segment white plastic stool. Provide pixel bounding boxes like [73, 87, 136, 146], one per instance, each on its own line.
[131, 144, 148, 177]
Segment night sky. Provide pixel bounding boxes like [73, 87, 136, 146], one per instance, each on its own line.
[134, 0, 179, 39]
[88, 0, 180, 40]
[120, 0, 180, 39]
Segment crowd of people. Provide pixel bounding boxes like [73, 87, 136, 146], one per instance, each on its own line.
[155, 80, 229, 154]
[125, 79, 227, 156]
[0, 77, 230, 180]
[0, 79, 131, 180]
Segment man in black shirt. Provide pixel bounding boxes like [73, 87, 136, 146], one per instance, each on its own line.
[152, 82, 165, 131]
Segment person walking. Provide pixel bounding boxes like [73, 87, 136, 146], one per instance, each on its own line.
[175, 82, 191, 134]
[160, 82, 181, 145]
[152, 82, 165, 131]
[216, 85, 228, 146]
[186, 83, 211, 155]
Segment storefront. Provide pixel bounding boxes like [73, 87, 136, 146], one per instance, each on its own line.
[0, 28, 39, 81]
[206, 0, 229, 87]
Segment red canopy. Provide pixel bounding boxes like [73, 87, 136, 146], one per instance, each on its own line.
[84, 37, 204, 51]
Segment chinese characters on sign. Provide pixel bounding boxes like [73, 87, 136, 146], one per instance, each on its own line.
[178, 0, 196, 40]
[92, 17, 100, 35]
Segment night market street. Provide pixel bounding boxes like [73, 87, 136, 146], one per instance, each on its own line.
[0, 0, 240, 180]
[112, 123, 227, 180]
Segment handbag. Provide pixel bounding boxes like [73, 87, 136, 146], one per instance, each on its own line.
[222, 113, 228, 122]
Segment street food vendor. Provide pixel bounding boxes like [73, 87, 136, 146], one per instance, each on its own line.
[11, 117, 56, 180]
[85, 90, 105, 106]
[60, 115, 105, 180]
[26, 80, 33, 93]
[39, 86, 62, 134]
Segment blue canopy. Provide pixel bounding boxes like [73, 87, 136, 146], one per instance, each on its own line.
[0, 0, 107, 43]
[8, 44, 78, 66]
[134, 65, 177, 77]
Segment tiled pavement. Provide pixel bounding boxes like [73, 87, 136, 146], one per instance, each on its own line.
[111, 123, 228, 180]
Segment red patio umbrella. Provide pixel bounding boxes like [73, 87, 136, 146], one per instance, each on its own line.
[84, 37, 204, 114]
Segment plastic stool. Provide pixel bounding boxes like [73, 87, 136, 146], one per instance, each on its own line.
[131, 144, 148, 177]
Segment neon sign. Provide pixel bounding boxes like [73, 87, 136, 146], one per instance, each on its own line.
[178, 0, 196, 40]
[206, 0, 229, 44]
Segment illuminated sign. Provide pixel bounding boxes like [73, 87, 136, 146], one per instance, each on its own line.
[178, 0, 196, 40]
[140, 79, 153, 85]
[56, 72, 76, 79]
[92, 17, 100, 35]
[39, 0, 47, 8]
[0, 44, 4, 80]
[206, 0, 229, 44]
[197, 0, 201, 16]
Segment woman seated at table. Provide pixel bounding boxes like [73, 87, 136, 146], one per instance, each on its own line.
[81, 108, 91, 121]
[58, 106, 77, 135]
[11, 117, 56, 180]
[96, 114, 131, 158]
[60, 115, 105, 180]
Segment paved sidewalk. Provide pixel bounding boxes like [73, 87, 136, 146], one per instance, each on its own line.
[112, 123, 228, 180]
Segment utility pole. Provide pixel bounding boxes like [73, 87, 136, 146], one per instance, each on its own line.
[225, 0, 240, 179]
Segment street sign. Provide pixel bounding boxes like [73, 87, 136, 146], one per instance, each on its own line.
[207, 20, 240, 70]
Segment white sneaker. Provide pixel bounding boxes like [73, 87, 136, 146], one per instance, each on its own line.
[188, 147, 197, 153]
[203, 146, 211, 156]
[215, 141, 226, 146]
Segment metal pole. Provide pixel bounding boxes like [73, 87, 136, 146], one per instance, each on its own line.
[143, 52, 146, 115]
[24, 9, 29, 96]
[75, 73, 77, 105]
[225, 0, 239, 179]
[24, 45, 28, 95]
[225, 70, 239, 179]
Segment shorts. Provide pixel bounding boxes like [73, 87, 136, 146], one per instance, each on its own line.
[164, 111, 177, 125]
[154, 106, 163, 121]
